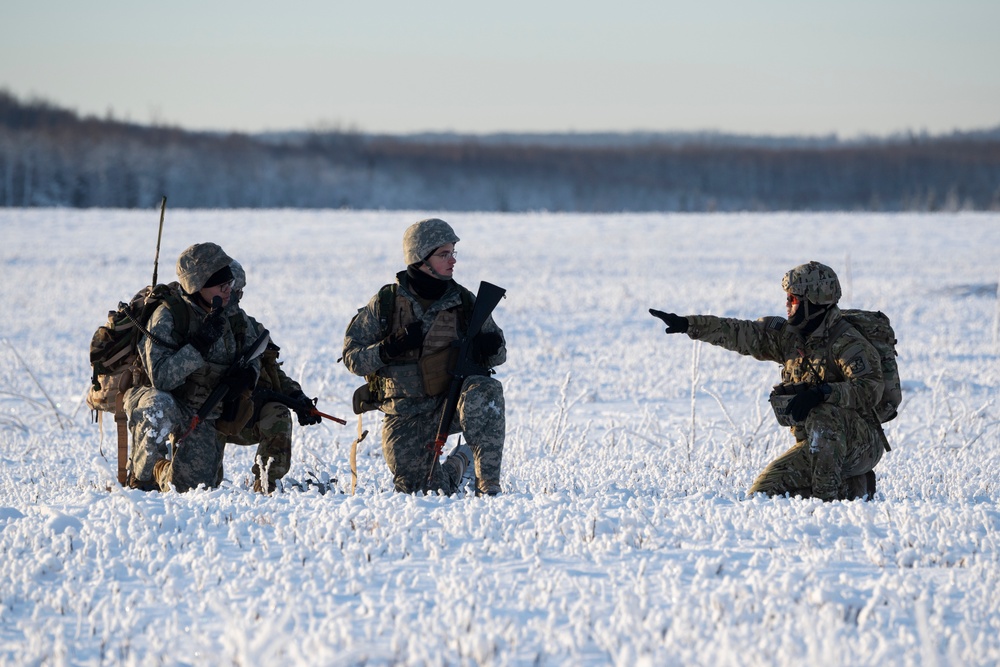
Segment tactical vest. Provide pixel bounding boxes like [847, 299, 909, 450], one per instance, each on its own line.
[372, 282, 474, 401]
[146, 297, 250, 413]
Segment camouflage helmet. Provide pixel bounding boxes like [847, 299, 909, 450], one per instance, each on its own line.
[781, 261, 842, 305]
[402, 218, 459, 265]
[230, 259, 246, 292]
[175, 242, 233, 294]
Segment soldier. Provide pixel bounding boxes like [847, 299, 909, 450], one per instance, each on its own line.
[650, 261, 888, 501]
[217, 260, 322, 493]
[342, 218, 507, 495]
[124, 242, 263, 492]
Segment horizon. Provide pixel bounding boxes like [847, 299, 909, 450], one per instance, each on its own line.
[6, 88, 998, 144]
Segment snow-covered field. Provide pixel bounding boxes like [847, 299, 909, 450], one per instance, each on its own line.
[1, 209, 999, 666]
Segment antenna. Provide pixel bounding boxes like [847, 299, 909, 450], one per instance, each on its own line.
[151, 195, 167, 286]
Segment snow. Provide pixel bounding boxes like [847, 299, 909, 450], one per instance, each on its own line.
[1, 209, 999, 666]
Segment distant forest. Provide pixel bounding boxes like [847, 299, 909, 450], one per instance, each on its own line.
[2, 90, 999, 212]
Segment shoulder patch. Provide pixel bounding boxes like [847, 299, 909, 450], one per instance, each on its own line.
[757, 315, 787, 331]
[846, 354, 872, 377]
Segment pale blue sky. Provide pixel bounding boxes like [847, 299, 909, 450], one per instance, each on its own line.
[2, 0, 998, 137]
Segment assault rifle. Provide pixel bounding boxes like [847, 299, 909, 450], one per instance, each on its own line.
[170, 326, 271, 456]
[425, 281, 506, 488]
[254, 389, 347, 425]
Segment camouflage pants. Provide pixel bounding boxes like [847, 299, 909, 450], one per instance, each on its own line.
[749, 403, 885, 501]
[124, 385, 225, 492]
[382, 375, 505, 494]
[218, 401, 293, 491]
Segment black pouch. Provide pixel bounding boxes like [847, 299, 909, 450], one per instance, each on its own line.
[768, 382, 810, 427]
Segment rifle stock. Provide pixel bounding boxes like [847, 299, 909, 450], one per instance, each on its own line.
[425, 281, 506, 488]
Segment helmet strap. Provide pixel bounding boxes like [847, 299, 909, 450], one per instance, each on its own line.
[421, 260, 450, 280]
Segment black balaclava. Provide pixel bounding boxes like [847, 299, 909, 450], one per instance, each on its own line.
[406, 264, 450, 300]
[789, 299, 830, 336]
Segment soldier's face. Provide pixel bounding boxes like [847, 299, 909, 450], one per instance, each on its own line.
[420, 243, 457, 279]
[199, 280, 234, 309]
[786, 293, 800, 319]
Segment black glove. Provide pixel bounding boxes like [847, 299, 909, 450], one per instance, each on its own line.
[290, 392, 322, 426]
[189, 300, 226, 355]
[222, 367, 257, 395]
[784, 385, 828, 422]
[381, 321, 423, 359]
[649, 309, 689, 334]
[472, 331, 503, 360]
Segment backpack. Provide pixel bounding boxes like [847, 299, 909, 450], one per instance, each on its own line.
[831, 309, 902, 423]
[87, 282, 189, 414]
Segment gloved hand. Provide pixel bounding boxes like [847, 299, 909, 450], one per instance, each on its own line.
[784, 385, 828, 422]
[649, 309, 689, 334]
[290, 391, 322, 426]
[472, 331, 503, 360]
[189, 300, 226, 355]
[381, 321, 423, 359]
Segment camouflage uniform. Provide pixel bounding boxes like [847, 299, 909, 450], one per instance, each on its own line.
[217, 323, 303, 492]
[212, 259, 314, 492]
[685, 309, 886, 499]
[657, 261, 888, 501]
[124, 243, 263, 492]
[342, 219, 507, 495]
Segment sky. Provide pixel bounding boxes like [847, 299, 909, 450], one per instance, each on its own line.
[2, 0, 999, 138]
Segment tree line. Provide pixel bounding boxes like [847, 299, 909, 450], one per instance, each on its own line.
[2, 90, 999, 211]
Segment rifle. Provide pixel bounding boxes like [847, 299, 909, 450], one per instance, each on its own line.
[169, 326, 271, 456]
[425, 281, 506, 488]
[253, 389, 348, 425]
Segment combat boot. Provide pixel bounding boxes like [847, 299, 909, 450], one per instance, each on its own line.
[448, 444, 475, 490]
[253, 477, 277, 494]
[475, 479, 502, 496]
[152, 458, 171, 490]
[843, 473, 872, 500]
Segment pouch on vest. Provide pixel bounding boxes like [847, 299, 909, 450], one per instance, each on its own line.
[352, 383, 381, 415]
[215, 389, 255, 436]
[419, 346, 459, 397]
[768, 382, 811, 427]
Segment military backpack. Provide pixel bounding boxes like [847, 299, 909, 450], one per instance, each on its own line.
[87, 282, 189, 413]
[831, 309, 902, 423]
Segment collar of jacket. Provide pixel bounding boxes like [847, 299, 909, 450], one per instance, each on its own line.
[396, 271, 462, 312]
[801, 305, 843, 342]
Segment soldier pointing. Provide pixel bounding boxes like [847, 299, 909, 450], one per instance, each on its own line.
[651, 261, 889, 500]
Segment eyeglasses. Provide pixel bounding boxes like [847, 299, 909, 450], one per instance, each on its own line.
[431, 250, 457, 260]
[216, 279, 235, 292]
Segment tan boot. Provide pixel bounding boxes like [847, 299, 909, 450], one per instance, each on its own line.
[152, 458, 171, 491]
[253, 477, 277, 494]
[475, 479, 501, 496]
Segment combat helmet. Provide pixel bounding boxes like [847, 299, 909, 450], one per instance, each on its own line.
[403, 218, 459, 266]
[230, 260, 246, 292]
[229, 260, 246, 305]
[782, 261, 842, 305]
[176, 242, 233, 294]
